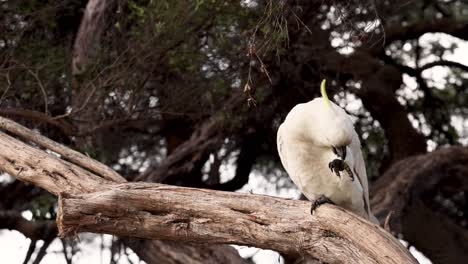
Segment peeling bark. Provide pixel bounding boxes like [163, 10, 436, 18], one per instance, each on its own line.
[0, 117, 245, 264]
[0, 117, 416, 263]
[57, 183, 416, 264]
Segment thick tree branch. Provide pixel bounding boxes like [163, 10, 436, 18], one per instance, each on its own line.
[207, 129, 259, 191]
[0, 129, 112, 195]
[0, 117, 246, 264]
[371, 146, 468, 264]
[371, 146, 468, 227]
[0, 116, 125, 183]
[57, 183, 416, 264]
[0, 117, 415, 263]
[72, 0, 118, 75]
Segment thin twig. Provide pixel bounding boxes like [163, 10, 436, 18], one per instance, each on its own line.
[0, 71, 12, 105]
[25, 67, 49, 115]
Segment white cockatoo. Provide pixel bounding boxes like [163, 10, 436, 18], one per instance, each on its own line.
[277, 80, 378, 224]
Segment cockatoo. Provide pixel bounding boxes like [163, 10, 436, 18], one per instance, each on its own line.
[277, 80, 378, 224]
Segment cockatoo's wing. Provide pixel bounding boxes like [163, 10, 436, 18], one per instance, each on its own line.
[277, 124, 288, 172]
[349, 130, 371, 215]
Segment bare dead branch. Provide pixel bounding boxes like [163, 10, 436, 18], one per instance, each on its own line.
[57, 183, 416, 264]
[0, 117, 416, 263]
[0, 117, 246, 264]
[0, 129, 112, 195]
[0, 116, 125, 183]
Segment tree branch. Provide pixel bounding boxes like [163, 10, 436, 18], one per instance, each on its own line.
[0, 117, 246, 264]
[139, 95, 244, 183]
[419, 60, 468, 72]
[0, 116, 125, 183]
[72, 0, 118, 75]
[0, 117, 416, 263]
[22, 239, 36, 264]
[122, 239, 246, 264]
[371, 146, 468, 264]
[322, 50, 427, 167]
[57, 183, 416, 264]
[385, 18, 468, 43]
[0, 210, 57, 240]
[380, 55, 468, 77]
[31, 233, 55, 264]
[0, 108, 74, 135]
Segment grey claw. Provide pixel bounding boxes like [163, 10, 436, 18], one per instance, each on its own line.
[328, 159, 344, 178]
[335, 170, 341, 178]
[329, 159, 354, 181]
[311, 195, 335, 215]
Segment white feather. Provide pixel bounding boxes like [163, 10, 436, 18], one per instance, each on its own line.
[277, 98, 378, 223]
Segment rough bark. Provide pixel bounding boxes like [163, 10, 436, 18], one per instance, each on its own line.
[0, 116, 125, 183]
[0, 117, 416, 263]
[57, 183, 416, 264]
[0, 117, 245, 264]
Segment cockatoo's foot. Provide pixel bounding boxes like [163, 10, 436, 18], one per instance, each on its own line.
[328, 159, 354, 181]
[310, 195, 335, 215]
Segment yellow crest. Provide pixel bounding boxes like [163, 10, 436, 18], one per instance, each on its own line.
[320, 79, 330, 108]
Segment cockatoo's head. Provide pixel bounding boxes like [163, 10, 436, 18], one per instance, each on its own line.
[302, 80, 354, 157]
